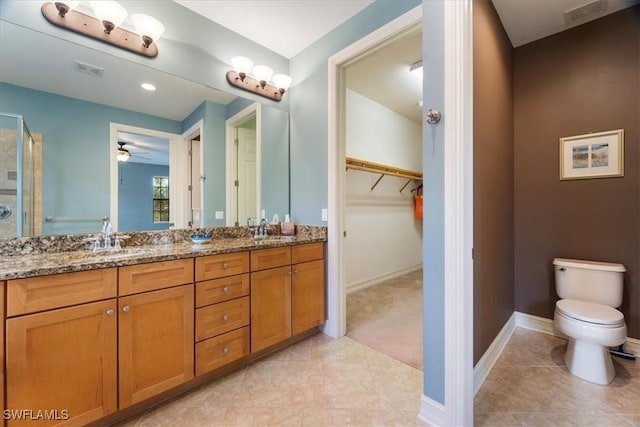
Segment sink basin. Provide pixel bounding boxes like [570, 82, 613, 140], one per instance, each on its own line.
[68, 247, 158, 261]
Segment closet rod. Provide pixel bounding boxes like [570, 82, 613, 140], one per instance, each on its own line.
[345, 157, 422, 191]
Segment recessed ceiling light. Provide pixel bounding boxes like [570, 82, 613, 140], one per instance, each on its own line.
[141, 82, 156, 91]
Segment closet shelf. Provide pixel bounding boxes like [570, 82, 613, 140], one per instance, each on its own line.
[345, 157, 422, 192]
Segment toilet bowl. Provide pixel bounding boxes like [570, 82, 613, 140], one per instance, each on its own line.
[553, 258, 627, 385]
[554, 299, 626, 385]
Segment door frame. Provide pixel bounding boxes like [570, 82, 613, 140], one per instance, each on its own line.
[181, 120, 204, 228]
[326, 2, 473, 426]
[109, 123, 181, 231]
[225, 102, 262, 226]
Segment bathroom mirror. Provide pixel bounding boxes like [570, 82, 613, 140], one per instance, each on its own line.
[0, 21, 290, 237]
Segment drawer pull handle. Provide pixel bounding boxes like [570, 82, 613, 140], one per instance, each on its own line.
[223, 262, 229, 269]
[106, 309, 114, 316]
[223, 286, 230, 293]
[223, 315, 229, 321]
[122, 305, 130, 313]
[223, 347, 229, 354]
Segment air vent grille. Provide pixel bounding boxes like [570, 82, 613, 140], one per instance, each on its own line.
[74, 60, 104, 78]
[564, 0, 608, 25]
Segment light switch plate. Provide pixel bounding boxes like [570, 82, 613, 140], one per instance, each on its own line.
[215, 211, 224, 220]
[321, 208, 328, 222]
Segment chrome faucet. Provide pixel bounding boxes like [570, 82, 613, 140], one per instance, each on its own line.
[101, 220, 113, 249]
[256, 218, 268, 238]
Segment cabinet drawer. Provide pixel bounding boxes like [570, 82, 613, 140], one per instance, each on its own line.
[195, 296, 250, 341]
[119, 259, 194, 296]
[292, 242, 325, 264]
[196, 326, 250, 376]
[7, 268, 117, 316]
[250, 246, 291, 271]
[196, 252, 250, 281]
[196, 274, 249, 308]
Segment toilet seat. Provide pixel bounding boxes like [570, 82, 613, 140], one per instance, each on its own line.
[556, 299, 624, 327]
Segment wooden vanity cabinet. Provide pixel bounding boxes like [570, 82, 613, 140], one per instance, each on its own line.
[5, 270, 118, 426]
[194, 253, 250, 376]
[117, 259, 194, 408]
[250, 243, 326, 353]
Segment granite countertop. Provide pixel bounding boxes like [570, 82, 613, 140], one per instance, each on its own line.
[0, 234, 326, 281]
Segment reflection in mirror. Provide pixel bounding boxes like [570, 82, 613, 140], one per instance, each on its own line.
[0, 21, 290, 238]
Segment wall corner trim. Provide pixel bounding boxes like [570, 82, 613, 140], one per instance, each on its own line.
[473, 312, 517, 395]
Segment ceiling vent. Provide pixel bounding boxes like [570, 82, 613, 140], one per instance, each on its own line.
[564, 0, 608, 25]
[74, 60, 104, 78]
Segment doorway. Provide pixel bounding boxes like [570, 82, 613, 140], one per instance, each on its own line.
[109, 123, 181, 231]
[225, 103, 261, 226]
[341, 26, 424, 370]
[182, 120, 204, 229]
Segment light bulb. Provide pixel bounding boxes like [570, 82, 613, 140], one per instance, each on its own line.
[230, 56, 253, 81]
[272, 74, 292, 94]
[252, 65, 273, 88]
[131, 13, 165, 48]
[90, 1, 128, 34]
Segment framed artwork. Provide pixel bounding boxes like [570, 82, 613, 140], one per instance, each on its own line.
[559, 129, 624, 180]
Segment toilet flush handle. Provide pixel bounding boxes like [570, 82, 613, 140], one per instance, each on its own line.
[558, 267, 566, 272]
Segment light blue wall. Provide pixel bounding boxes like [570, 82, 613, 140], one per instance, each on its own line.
[118, 162, 170, 231]
[288, 0, 421, 224]
[421, 1, 446, 405]
[0, 83, 180, 235]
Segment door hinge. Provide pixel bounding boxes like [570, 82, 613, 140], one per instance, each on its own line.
[472, 248, 474, 260]
[234, 138, 239, 146]
[188, 185, 192, 191]
[343, 230, 347, 238]
[234, 180, 239, 187]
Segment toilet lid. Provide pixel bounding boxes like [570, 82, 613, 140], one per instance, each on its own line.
[556, 299, 624, 326]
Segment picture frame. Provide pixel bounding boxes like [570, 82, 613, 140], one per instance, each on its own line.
[559, 129, 624, 180]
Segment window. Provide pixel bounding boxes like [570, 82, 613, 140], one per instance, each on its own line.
[152, 176, 169, 222]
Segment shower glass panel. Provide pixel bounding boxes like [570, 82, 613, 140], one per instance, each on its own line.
[0, 113, 35, 238]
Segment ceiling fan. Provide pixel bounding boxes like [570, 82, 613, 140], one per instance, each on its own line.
[117, 141, 149, 162]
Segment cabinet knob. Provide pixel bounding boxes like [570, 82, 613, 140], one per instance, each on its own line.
[106, 309, 114, 316]
[223, 262, 229, 269]
[223, 314, 229, 321]
[122, 305, 130, 313]
[294, 270, 299, 275]
[288, 271, 292, 276]
[223, 347, 229, 355]
[223, 286, 229, 293]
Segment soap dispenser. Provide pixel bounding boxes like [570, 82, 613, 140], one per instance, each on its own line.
[281, 214, 295, 236]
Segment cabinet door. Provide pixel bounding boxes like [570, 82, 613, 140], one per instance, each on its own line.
[6, 299, 117, 426]
[119, 285, 194, 408]
[250, 266, 291, 352]
[292, 260, 326, 335]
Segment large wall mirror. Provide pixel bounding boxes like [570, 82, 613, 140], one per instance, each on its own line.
[0, 20, 290, 238]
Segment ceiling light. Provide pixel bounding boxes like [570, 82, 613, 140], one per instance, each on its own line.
[226, 56, 291, 102]
[117, 148, 130, 162]
[41, 1, 164, 57]
[141, 82, 156, 91]
[410, 60, 423, 80]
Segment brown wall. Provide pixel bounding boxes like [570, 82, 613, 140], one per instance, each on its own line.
[514, 7, 640, 338]
[473, 0, 515, 364]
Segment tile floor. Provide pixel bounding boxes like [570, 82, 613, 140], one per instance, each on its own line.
[475, 328, 640, 426]
[114, 333, 427, 426]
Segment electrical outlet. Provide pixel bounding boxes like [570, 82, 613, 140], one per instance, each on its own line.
[215, 211, 224, 220]
[321, 208, 328, 222]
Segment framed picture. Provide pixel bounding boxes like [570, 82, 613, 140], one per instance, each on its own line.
[559, 129, 624, 180]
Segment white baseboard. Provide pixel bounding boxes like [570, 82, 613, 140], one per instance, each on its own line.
[472, 311, 640, 395]
[473, 312, 516, 395]
[345, 264, 422, 295]
[418, 395, 446, 427]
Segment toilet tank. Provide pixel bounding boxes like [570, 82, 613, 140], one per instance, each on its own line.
[553, 258, 625, 307]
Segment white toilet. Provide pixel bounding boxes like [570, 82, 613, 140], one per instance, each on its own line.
[553, 258, 627, 385]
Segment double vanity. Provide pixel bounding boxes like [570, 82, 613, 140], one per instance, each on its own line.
[0, 226, 326, 426]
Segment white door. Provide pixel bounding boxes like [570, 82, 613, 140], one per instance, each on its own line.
[189, 138, 202, 228]
[235, 127, 257, 225]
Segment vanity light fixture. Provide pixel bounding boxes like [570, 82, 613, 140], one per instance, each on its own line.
[41, 1, 164, 58]
[226, 56, 292, 102]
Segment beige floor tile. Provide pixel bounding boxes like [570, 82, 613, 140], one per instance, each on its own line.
[134, 398, 227, 427]
[511, 413, 637, 427]
[222, 407, 303, 426]
[495, 328, 566, 367]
